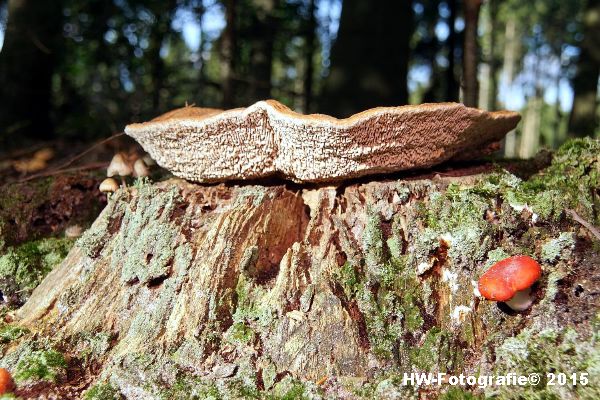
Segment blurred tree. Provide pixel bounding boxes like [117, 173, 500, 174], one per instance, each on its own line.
[302, 0, 316, 112]
[221, 0, 237, 108]
[146, 0, 178, 112]
[0, 0, 64, 143]
[319, 0, 413, 117]
[445, 0, 459, 102]
[463, 0, 481, 107]
[242, 0, 281, 102]
[569, 0, 600, 138]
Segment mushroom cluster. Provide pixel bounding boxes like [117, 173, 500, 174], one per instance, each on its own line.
[478, 255, 542, 311]
[99, 152, 153, 194]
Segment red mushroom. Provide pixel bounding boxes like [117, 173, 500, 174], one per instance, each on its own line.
[0, 368, 15, 394]
[478, 255, 542, 310]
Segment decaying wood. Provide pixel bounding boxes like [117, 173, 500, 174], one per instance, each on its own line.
[125, 100, 520, 183]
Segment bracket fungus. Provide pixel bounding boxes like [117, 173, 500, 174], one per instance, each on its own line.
[478, 255, 542, 311]
[125, 100, 520, 183]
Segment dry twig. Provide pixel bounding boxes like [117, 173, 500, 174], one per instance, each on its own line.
[565, 208, 600, 241]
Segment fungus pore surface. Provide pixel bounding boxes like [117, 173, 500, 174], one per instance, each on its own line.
[125, 100, 520, 183]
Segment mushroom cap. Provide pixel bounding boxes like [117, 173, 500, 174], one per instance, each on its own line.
[478, 255, 542, 302]
[133, 158, 149, 178]
[99, 178, 119, 193]
[107, 153, 133, 177]
[0, 368, 15, 394]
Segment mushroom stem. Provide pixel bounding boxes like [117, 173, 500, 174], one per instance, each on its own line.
[504, 287, 534, 311]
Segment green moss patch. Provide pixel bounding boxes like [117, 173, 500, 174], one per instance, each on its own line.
[0, 237, 74, 305]
[14, 348, 67, 383]
[84, 382, 123, 400]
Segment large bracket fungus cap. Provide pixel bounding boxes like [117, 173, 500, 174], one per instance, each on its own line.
[125, 100, 520, 183]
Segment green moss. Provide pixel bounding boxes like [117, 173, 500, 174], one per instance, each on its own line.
[14, 348, 67, 383]
[84, 382, 123, 400]
[541, 232, 576, 263]
[226, 322, 255, 345]
[333, 262, 360, 299]
[507, 138, 600, 223]
[0, 325, 29, 344]
[440, 387, 482, 399]
[159, 376, 221, 400]
[409, 327, 452, 372]
[233, 273, 273, 327]
[75, 331, 113, 364]
[490, 326, 600, 399]
[267, 376, 323, 400]
[362, 209, 386, 280]
[0, 237, 74, 304]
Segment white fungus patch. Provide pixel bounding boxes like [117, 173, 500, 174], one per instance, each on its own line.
[417, 261, 432, 275]
[451, 305, 472, 324]
[442, 268, 459, 293]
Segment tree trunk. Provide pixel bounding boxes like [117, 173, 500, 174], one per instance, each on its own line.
[519, 94, 542, 158]
[221, 0, 237, 109]
[462, 0, 482, 107]
[319, 0, 412, 117]
[4, 138, 600, 399]
[196, 3, 206, 104]
[568, 0, 600, 138]
[0, 0, 63, 146]
[302, 0, 317, 113]
[445, 0, 459, 102]
[147, 1, 177, 113]
[501, 18, 518, 87]
[244, 0, 280, 103]
[479, 0, 498, 111]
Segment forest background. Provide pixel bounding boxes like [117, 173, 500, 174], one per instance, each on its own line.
[0, 0, 598, 157]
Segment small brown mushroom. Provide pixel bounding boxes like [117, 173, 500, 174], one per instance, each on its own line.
[99, 177, 119, 193]
[65, 224, 83, 238]
[107, 153, 132, 186]
[133, 158, 150, 178]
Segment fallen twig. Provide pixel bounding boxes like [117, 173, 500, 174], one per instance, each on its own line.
[565, 208, 600, 241]
[1, 162, 109, 188]
[12, 132, 124, 184]
[53, 132, 125, 171]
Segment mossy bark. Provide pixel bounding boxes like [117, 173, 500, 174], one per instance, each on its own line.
[2, 139, 600, 399]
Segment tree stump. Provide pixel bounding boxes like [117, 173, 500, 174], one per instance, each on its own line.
[2, 139, 600, 399]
